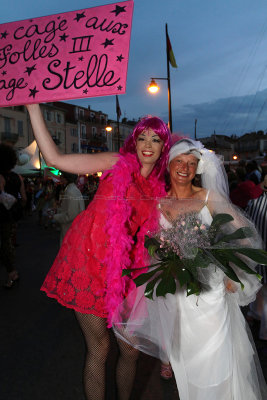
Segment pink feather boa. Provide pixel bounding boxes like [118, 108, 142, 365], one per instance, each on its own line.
[102, 153, 167, 327]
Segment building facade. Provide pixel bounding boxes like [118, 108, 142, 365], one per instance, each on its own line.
[106, 118, 137, 152]
[3, 105, 266, 165]
[51, 102, 109, 153]
[200, 134, 235, 161]
[0, 103, 138, 161]
[234, 131, 267, 160]
[0, 102, 109, 154]
[0, 106, 31, 149]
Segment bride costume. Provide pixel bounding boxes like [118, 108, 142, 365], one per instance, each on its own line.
[113, 139, 267, 400]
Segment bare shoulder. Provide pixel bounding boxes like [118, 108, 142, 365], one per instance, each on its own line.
[192, 186, 207, 201]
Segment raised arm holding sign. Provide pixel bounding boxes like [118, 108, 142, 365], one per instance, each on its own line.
[26, 103, 119, 175]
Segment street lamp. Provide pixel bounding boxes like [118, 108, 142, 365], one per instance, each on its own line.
[105, 125, 112, 133]
[147, 75, 172, 132]
[148, 79, 160, 94]
[147, 24, 176, 132]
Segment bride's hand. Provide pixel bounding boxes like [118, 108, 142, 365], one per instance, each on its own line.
[224, 278, 237, 293]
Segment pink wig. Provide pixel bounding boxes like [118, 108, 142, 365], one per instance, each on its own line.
[121, 116, 171, 178]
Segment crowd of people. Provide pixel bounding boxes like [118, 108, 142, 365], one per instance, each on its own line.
[0, 143, 26, 288]
[0, 162, 99, 288]
[227, 158, 265, 209]
[23, 173, 100, 226]
[0, 105, 267, 399]
[225, 158, 267, 348]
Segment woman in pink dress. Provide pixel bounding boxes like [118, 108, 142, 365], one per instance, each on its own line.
[26, 104, 171, 400]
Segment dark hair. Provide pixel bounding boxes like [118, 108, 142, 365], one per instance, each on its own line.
[246, 161, 258, 173]
[0, 144, 17, 173]
[61, 171, 78, 183]
[235, 167, 246, 181]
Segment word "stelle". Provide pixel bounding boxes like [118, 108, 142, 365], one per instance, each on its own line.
[42, 54, 120, 90]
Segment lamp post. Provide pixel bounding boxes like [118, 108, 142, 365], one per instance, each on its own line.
[105, 123, 113, 151]
[147, 24, 175, 132]
[116, 122, 120, 151]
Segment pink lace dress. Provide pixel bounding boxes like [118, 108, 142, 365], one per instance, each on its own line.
[41, 173, 156, 319]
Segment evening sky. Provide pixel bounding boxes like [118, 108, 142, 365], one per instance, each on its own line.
[1, 0, 267, 138]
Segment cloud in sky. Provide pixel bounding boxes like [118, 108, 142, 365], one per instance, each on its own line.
[171, 88, 267, 138]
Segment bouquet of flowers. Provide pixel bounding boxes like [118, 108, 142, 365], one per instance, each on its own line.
[123, 212, 267, 299]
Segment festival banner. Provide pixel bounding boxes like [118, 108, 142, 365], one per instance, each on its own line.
[0, 1, 134, 107]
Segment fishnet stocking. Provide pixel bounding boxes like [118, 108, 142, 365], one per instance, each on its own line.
[75, 312, 110, 400]
[75, 312, 139, 400]
[116, 338, 139, 400]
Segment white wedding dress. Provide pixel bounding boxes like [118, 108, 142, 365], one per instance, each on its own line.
[113, 199, 267, 400]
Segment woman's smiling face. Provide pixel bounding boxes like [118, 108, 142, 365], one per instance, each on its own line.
[136, 129, 164, 168]
[169, 153, 199, 185]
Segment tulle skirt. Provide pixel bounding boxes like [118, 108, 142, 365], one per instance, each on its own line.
[113, 281, 267, 400]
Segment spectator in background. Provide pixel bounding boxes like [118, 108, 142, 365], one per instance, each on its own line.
[246, 175, 267, 341]
[230, 166, 262, 209]
[0, 144, 26, 288]
[246, 160, 262, 185]
[36, 179, 55, 228]
[53, 172, 85, 245]
[260, 155, 267, 177]
[76, 174, 88, 193]
[24, 178, 34, 216]
[227, 170, 238, 192]
[81, 175, 100, 208]
[34, 178, 45, 224]
[237, 159, 247, 170]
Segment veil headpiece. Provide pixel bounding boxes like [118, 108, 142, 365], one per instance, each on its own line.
[168, 138, 229, 199]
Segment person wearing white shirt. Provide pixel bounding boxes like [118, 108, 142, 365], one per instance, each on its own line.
[54, 172, 85, 245]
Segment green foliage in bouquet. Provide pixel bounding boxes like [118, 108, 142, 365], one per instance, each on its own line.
[122, 213, 267, 300]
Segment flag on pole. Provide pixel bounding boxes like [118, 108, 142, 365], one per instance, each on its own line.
[166, 32, 177, 68]
[116, 95, 122, 120]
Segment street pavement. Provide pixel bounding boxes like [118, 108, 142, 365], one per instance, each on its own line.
[0, 213, 266, 400]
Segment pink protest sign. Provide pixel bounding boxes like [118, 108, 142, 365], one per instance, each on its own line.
[0, 1, 133, 107]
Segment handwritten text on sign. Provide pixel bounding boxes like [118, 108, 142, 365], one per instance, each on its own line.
[0, 1, 133, 106]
